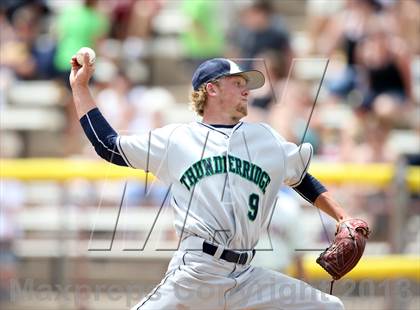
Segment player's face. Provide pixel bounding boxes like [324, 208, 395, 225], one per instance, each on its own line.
[217, 75, 250, 121]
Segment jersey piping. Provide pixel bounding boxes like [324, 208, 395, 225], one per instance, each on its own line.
[86, 112, 120, 156]
[116, 136, 133, 168]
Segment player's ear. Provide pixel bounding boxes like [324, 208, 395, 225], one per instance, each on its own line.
[206, 82, 219, 97]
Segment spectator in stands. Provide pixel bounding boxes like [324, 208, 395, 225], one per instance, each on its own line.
[180, 0, 225, 70]
[313, 0, 414, 162]
[356, 15, 413, 124]
[53, 0, 110, 82]
[318, 0, 380, 101]
[107, 0, 162, 40]
[337, 13, 413, 164]
[0, 0, 54, 79]
[227, 0, 291, 71]
[331, 13, 413, 163]
[108, 0, 136, 40]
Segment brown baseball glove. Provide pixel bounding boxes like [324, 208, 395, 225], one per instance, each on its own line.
[316, 219, 370, 280]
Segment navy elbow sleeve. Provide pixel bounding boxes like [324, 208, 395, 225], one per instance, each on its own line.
[293, 173, 327, 203]
[80, 108, 128, 166]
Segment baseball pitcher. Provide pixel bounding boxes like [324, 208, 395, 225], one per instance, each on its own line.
[70, 53, 369, 309]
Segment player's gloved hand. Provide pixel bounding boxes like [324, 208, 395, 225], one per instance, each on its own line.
[69, 53, 94, 89]
[316, 218, 370, 280]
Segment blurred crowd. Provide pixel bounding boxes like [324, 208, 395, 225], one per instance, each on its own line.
[1, 0, 418, 158]
[0, 0, 419, 299]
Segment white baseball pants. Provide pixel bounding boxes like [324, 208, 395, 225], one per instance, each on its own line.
[131, 238, 344, 310]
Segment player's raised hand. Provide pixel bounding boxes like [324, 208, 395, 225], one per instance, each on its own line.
[69, 53, 94, 89]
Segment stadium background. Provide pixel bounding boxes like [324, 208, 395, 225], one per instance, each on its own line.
[0, 0, 419, 309]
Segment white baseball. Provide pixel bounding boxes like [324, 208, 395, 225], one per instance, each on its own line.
[76, 47, 96, 65]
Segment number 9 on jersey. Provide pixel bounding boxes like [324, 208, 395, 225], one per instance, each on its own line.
[248, 193, 259, 221]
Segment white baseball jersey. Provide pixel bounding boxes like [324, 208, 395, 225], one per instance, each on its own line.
[117, 121, 312, 250]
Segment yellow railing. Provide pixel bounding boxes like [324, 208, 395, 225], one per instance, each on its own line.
[0, 159, 419, 192]
[0, 158, 148, 181]
[287, 255, 420, 280]
[1, 158, 419, 280]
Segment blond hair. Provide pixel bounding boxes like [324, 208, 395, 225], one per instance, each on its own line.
[189, 80, 219, 116]
[190, 84, 207, 116]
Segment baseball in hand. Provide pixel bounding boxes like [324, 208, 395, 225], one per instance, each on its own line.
[76, 47, 96, 65]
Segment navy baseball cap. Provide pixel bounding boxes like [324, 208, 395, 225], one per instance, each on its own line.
[192, 58, 265, 91]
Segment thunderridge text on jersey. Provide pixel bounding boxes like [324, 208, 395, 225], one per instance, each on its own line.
[180, 154, 271, 193]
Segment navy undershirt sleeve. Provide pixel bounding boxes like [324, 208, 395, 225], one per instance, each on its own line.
[79, 108, 128, 166]
[293, 173, 327, 204]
